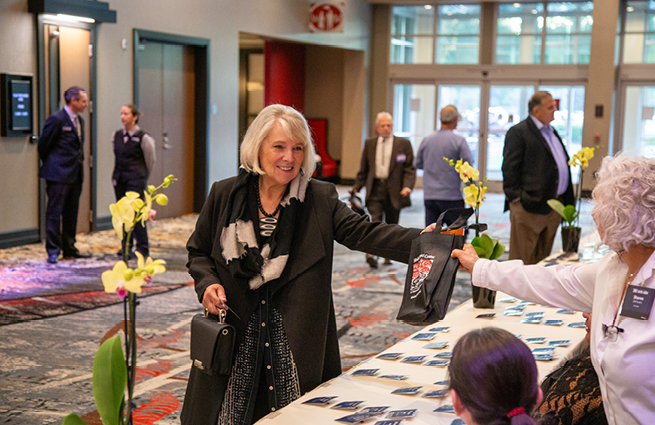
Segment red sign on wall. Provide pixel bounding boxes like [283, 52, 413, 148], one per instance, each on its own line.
[309, 2, 344, 33]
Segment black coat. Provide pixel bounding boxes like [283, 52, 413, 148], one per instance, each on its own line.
[38, 108, 84, 184]
[184, 177, 421, 423]
[502, 117, 574, 215]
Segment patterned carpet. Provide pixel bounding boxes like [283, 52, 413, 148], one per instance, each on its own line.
[0, 189, 595, 424]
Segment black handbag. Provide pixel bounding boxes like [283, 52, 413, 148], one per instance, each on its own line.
[190, 309, 235, 376]
[396, 208, 474, 325]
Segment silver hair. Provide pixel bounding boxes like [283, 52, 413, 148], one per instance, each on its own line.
[239, 104, 316, 177]
[592, 154, 655, 252]
[440, 105, 459, 124]
[375, 111, 393, 126]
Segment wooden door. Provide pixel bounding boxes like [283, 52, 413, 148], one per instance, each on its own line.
[138, 41, 195, 219]
[58, 26, 91, 233]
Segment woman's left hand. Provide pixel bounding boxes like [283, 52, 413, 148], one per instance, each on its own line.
[421, 223, 437, 234]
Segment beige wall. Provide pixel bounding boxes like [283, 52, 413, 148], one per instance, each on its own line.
[0, 0, 39, 233]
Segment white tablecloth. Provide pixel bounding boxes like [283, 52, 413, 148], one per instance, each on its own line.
[259, 293, 588, 425]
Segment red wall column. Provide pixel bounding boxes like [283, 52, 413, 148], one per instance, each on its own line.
[264, 40, 305, 112]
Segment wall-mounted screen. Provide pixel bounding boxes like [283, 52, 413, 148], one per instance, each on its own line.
[1, 74, 33, 137]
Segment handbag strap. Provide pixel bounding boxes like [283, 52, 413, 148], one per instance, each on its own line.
[436, 208, 474, 230]
[204, 308, 227, 324]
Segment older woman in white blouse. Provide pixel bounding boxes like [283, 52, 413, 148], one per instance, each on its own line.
[453, 154, 655, 425]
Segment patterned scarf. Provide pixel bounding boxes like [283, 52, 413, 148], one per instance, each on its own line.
[220, 168, 307, 290]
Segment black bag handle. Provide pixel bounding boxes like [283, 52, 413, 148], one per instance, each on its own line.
[435, 208, 473, 230]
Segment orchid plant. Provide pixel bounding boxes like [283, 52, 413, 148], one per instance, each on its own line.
[547, 146, 596, 229]
[63, 175, 176, 425]
[444, 158, 505, 261]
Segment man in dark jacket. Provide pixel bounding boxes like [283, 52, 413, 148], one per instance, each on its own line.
[352, 112, 416, 268]
[502, 91, 574, 265]
[38, 86, 91, 264]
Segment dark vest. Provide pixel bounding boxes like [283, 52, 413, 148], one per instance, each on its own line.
[112, 129, 149, 184]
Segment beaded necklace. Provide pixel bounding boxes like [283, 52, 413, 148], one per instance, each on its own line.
[255, 178, 281, 218]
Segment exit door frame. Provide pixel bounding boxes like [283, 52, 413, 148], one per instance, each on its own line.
[133, 29, 210, 213]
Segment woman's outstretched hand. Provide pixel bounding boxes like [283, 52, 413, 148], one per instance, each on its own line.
[451, 244, 480, 274]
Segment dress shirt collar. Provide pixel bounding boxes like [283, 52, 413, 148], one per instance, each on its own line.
[530, 114, 549, 131]
[63, 105, 77, 124]
[124, 124, 141, 137]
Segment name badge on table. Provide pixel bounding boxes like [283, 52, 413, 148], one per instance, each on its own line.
[621, 285, 655, 320]
[62, 126, 73, 132]
[396, 154, 406, 163]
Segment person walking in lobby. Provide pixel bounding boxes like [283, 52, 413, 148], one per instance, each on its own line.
[502, 91, 574, 264]
[38, 86, 91, 264]
[415, 104, 473, 227]
[112, 104, 156, 258]
[352, 111, 416, 268]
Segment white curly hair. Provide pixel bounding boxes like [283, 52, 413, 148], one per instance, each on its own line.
[592, 154, 655, 252]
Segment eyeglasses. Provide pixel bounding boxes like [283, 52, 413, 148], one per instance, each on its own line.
[602, 323, 624, 342]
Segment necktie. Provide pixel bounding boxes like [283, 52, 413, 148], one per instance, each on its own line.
[74, 116, 81, 139]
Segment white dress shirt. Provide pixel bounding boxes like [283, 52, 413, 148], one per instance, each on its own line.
[375, 135, 393, 179]
[472, 250, 655, 425]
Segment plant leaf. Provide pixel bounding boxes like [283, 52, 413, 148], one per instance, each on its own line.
[62, 414, 88, 425]
[93, 335, 127, 425]
[547, 199, 565, 218]
[562, 204, 578, 225]
[472, 234, 494, 258]
[489, 240, 506, 260]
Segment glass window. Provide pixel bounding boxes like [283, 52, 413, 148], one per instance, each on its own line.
[391, 6, 434, 63]
[622, 1, 655, 64]
[495, 2, 593, 65]
[392, 84, 436, 153]
[436, 5, 480, 64]
[622, 86, 655, 158]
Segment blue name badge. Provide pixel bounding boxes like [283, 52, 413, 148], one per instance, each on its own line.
[621, 285, 655, 320]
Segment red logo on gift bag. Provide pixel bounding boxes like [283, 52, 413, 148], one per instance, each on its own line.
[410, 254, 434, 299]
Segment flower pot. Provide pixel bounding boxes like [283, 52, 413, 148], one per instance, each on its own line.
[561, 226, 581, 253]
[472, 280, 496, 309]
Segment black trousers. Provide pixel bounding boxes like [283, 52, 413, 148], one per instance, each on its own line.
[424, 199, 465, 227]
[366, 179, 400, 225]
[45, 178, 82, 256]
[114, 178, 149, 256]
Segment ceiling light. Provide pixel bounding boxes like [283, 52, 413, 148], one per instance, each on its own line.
[43, 13, 95, 23]
[424, 5, 433, 10]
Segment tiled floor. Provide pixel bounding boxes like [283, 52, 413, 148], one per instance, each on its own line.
[0, 189, 596, 424]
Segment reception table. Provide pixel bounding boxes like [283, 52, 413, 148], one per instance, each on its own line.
[259, 292, 588, 425]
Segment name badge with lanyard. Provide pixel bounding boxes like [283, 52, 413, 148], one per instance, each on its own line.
[603, 272, 654, 341]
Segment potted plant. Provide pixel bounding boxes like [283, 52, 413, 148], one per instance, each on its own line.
[444, 158, 505, 308]
[548, 146, 596, 253]
[63, 175, 175, 425]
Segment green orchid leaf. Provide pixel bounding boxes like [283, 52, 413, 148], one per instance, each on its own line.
[92, 335, 127, 425]
[548, 199, 578, 226]
[489, 240, 506, 260]
[547, 199, 565, 218]
[62, 414, 88, 425]
[471, 234, 494, 258]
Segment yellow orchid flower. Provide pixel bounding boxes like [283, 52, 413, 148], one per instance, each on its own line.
[135, 252, 166, 285]
[138, 191, 154, 226]
[109, 192, 140, 239]
[455, 160, 479, 182]
[568, 146, 596, 169]
[101, 261, 143, 298]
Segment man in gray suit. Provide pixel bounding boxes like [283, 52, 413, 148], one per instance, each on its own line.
[353, 112, 416, 268]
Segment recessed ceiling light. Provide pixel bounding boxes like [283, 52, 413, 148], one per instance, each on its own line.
[424, 5, 433, 10]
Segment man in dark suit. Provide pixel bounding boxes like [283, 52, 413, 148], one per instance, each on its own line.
[38, 86, 91, 264]
[502, 91, 574, 265]
[352, 112, 416, 268]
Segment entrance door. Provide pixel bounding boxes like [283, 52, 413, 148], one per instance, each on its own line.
[137, 41, 196, 219]
[46, 25, 92, 233]
[621, 85, 655, 157]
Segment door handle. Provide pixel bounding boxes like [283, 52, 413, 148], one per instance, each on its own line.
[163, 131, 172, 150]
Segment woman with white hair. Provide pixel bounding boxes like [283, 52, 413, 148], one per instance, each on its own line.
[181, 104, 430, 425]
[452, 154, 655, 425]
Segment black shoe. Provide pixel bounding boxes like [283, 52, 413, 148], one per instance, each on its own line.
[63, 250, 91, 259]
[366, 255, 378, 269]
[47, 254, 59, 264]
[383, 258, 392, 265]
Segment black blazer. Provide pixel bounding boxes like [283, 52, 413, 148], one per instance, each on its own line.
[502, 117, 574, 215]
[38, 108, 84, 184]
[186, 177, 421, 412]
[353, 135, 416, 210]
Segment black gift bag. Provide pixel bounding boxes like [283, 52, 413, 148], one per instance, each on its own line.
[397, 208, 473, 325]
